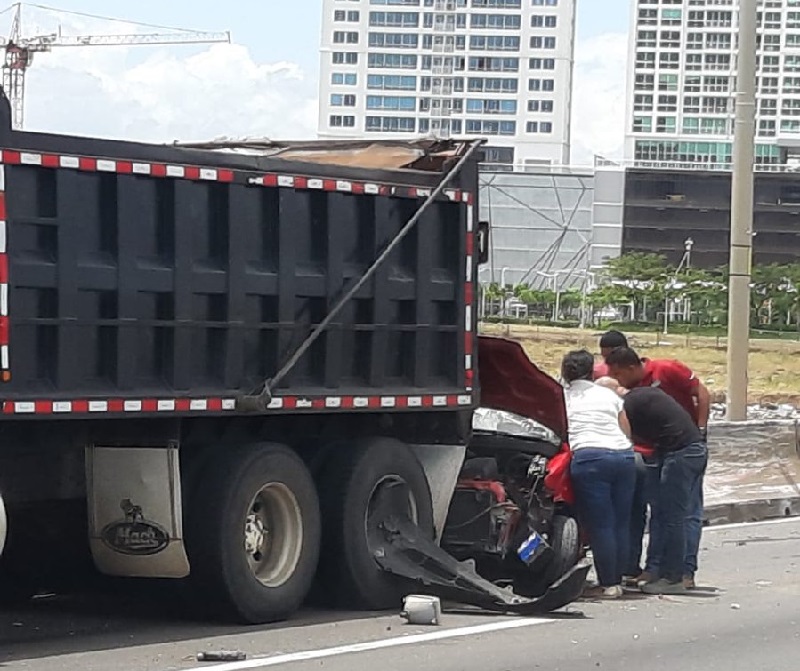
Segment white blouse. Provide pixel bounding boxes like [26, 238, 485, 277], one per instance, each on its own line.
[564, 380, 632, 452]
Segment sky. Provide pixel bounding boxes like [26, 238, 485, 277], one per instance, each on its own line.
[0, 0, 631, 164]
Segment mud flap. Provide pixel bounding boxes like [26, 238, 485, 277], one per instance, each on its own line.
[374, 516, 590, 615]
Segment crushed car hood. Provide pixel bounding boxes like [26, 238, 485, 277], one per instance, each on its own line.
[477, 336, 568, 442]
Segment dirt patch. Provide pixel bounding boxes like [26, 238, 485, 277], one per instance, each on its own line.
[480, 324, 800, 404]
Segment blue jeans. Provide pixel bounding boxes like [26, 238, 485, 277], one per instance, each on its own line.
[645, 444, 707, 578]
[625, 452, 648, 576]
[648, 442, 708, 583]
[570, 448, 637, 587]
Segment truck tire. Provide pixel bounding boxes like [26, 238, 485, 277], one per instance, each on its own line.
[185, 443, 321, 624]
[315, 438, 434, 610]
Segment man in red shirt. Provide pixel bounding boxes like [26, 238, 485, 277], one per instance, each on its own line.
[593, 330, 628, 380]
[606, 346, 710, 588]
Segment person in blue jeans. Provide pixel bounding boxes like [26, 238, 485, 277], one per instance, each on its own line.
[561, 350, 637, 600]
[621, 385, 709, 595]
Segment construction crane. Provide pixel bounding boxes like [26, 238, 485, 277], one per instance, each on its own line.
[0, 2, 230, 129]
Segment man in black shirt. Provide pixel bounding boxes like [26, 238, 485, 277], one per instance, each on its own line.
[622, 386, 708, 595]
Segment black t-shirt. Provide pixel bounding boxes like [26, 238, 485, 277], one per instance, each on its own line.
[623, 386, 702, 453]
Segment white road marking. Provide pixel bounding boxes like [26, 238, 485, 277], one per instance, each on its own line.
[706, 516, 800, 532]
[184, 618, 553, 671]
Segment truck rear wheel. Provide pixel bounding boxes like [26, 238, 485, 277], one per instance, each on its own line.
[315, 438, 434, 610]
[185, 443, 321, 624]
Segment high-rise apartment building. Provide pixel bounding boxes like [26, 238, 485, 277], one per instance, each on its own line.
[625, 0, 800, 167]
[318, 0, 576, 168]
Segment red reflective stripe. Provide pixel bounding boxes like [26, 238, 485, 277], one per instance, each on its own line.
[78, 157, 97, 171]
[0, 255, 8, 284]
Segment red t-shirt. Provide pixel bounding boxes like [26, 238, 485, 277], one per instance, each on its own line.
[638, 358, 700, 425]
[593, 362, 609, 379]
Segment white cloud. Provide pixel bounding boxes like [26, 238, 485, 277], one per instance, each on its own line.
[23, 42, 318, 143]
[570, 32, 629, 165]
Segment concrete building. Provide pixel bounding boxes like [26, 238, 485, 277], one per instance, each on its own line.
[624, 0, 800, 167]
[478, 167, 594, 288]
[318, 0, 577, 168]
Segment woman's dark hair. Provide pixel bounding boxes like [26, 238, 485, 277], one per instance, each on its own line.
[561, 349, 595, 384]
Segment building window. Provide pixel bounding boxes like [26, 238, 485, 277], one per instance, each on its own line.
[472, 0, 521, 7]
[329, 115, 355, 128]
[525, 121, 551, 133]
[540, 121, 552, 133]
[659, 52, 680, 70]
[368, 11, 420, 27]
[532, 0, 558, 5]
[330, 94, 356, 107]
[657, 95, 677, 112]
[633, 94, 653, 112]
[469, 35, 520, 51]
[368, 32, 418, 48]
[529, 58, 555, 70]
[466, 119, 516, 135]
[466, 99, 517, 114]
[333, 31, 359, 44]
[658, 74, 678, 92]
[632, 116, 652, 133]
[527, 99, 554, 112]
[531, 15, 557, 28]
[470, 14, 522, 29]
[758, 119, 776, 137]
[469, 77, 518, 92]
[655, 116, 676, 133]
[366, 95, 416, 110]
[683, 96, 701, 114]
[635, 52, 655, 69]
[682, 117, 700, 135]
[367, 74, 417, 90]
[332, 52, 358, 64]
[683, 76, 701, 93]
[334, 10, 360, 21]
[526, 78, 555, 92]
[635, 74, 654, 91]
[331, 72, 358, 86]
[368, 53, 418, 69]
[365, 116, 417, 133]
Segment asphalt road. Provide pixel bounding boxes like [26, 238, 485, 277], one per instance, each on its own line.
[2, 518, 799, 671]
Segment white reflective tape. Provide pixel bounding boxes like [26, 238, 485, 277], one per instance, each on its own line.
[132, 163, 151, 175]
[166, 165, 185, 178]
[326, 397, 342, 408]
[307, 179, 324, 189]
[277, 175, 295, 187]
[199, 168, 218, 181]
[466, 203, 474, 232]
[222, 399, 236, 410]
[353, 397, 369, 408]
[190, 399, 208, 411]
[267, 398, 284, 409]
[364, 183, 380, 195]
[60, 156, 80, 169]
[458, 394, 472, 405]
[89, 401, 108, 412]
[407, 396, 422, 407]
[96, 160, 116, 172]
[158, 399, 176, 411]
[336, 180, 352, 192]
[0, 344, 7, 369]
[0, 220, 7, 253]
[124, 400, 142, 412]
[0, 284, 7, 317]
[462, 192, 471, 203]
[465, 354, 473, 369]
[0, 165, 5, 191]
[53, 401, 72, 413]
[20, 153, 42, 165]
[416, 188, 431, 198]
[465, 306, 473, 331]
[433, 395, 447, 407]
[248, 177, 264, 186]
[15, 402, 36, 413]
[296, 398, 313, 409]
[444, 190, 457, 201]
[381, 397, 396, 408]
[465, 255, 473, 281]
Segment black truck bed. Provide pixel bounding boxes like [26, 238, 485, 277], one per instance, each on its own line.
[0, 109, 479, 418]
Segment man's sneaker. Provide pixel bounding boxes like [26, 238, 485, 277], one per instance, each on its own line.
[641, 578, 687, 595]
[583, 584, 623, 600]
[683, 575, 696, 589]
[634, 570, 656, 587]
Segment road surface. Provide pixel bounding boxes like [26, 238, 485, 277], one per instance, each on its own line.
[2, 518, 799, 671]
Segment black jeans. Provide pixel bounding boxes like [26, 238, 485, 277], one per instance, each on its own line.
[653, 442, 708, 583]
[570, 448, 637, 587]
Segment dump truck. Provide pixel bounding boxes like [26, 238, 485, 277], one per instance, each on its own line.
[0, 91, 587, 623]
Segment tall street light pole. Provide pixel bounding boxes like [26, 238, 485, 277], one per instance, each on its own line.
[726, 0, 757, 421]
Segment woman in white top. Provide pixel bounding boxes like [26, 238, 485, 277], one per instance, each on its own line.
[562, 350, 636, 599]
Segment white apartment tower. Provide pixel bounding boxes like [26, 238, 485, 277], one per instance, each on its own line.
[318, 0, 576, 168]
[625, 0, 800, 167]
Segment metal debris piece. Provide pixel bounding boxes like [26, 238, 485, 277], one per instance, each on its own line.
[196, 651, 247, 662]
